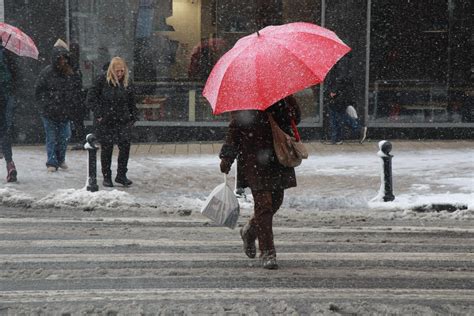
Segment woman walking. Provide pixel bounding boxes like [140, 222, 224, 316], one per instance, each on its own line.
[87, 57, 138, 187]
[219, 95, 301, 269]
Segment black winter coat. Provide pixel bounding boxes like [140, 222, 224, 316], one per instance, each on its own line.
[0, 46, 18, 95]
[86, 74, 138, 127]
[219, 96, 301, 191]
[34, 47, 83, 122]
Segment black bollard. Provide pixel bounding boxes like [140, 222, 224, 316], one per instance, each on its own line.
[85, 133, 99, 192]
[377, 140, 395, 202]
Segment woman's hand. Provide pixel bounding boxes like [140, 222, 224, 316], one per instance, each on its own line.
[220, 159, 232, 174]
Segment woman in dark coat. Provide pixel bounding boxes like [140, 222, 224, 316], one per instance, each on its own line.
[219, 95, 301, 269]
[87, 57, 138, 187]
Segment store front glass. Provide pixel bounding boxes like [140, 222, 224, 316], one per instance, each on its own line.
[368, 0, 473, 124]
[69, 0, 322, 125]
[323, 0, 368, 137]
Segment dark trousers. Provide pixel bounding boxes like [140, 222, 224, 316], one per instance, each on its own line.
[71, 117, 86, 144]
[0, 93, 14, 162]
[249, 189, 284, 256]
[98, 124, 131, 178]
[329, 108, 361, 143]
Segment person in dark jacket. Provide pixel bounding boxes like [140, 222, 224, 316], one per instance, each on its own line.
[219, 95, 301, 270]
[0, 40, 19, 181]
[87, 57, 138, 187]
[324, 55, 367, 144]
[35, 42, 82, 172]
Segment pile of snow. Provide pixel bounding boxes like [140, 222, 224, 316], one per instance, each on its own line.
[0, 146, 471, 220]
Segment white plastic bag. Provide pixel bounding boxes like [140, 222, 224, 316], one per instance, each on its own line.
[201, 175, 240, 229]
[346, 105, 358, 119]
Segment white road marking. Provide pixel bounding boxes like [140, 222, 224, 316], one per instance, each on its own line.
[0, 252, 472, 263]
[0, 288, 473, 304]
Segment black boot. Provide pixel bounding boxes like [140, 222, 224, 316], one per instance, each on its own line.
[103, 177, 114, 187]
[115, 174, 133, 186]
[261, 251, 278, 270]
[240, 222, 257, 258]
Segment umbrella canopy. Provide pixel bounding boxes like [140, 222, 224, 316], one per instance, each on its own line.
[0, 22, 39, 60]
[203, 22, 351, 115]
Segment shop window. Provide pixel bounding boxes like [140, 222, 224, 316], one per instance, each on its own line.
[369, 0, 473, 123]
[71, 0, 323, 124]
[324, 0, 367, 136]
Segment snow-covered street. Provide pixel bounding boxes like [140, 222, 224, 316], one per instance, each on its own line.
[0, 140, 473, 314]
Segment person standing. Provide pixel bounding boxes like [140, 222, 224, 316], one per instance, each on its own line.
[35, 41, 81, 172]
[87, 57, 138, 187]
[0, 41, 18, 182]
[219, 95, 300, 270]
[324, 55, 367, 144]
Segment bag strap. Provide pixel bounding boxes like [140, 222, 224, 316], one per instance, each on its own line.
[267, 112, 279, 131]
[291, 120, 300, 142]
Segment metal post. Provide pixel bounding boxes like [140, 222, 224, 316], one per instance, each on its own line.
[85, 133, 98, 192]
[65, 0, 70, 45]
[188, 89, 196, 122]
[365, 0, 372, 123]
[0, 0, 4, 23]
[375, 140, 395, 202]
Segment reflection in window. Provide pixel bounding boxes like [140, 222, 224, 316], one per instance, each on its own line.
[134, 0, 177, 82]
[135, 0, 154, 38]
[369, 0, 473, 123]
[71, 0, 324, 124]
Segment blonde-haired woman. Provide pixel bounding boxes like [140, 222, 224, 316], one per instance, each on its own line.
[87, 57, 138, 187]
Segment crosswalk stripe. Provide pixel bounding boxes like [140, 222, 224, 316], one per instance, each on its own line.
[0, 217, 207, 224]
[0, 222, 473, 234]
[0, 252, 472, 263]
[0, 288, 473, 304]
[2, 268, 472, 281]
[0, 239, 470, 248]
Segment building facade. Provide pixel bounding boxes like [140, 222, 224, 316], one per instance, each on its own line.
[3, 0, 473, 142]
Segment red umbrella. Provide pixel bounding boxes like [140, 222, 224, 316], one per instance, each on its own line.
[203, 22, 351, 115]
[0, 22, 39, 60]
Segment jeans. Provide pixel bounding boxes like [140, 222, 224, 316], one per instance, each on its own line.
[41, 116, 71, 168]
[0, 94, 14, 162]
[329, 108, 361, 143]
